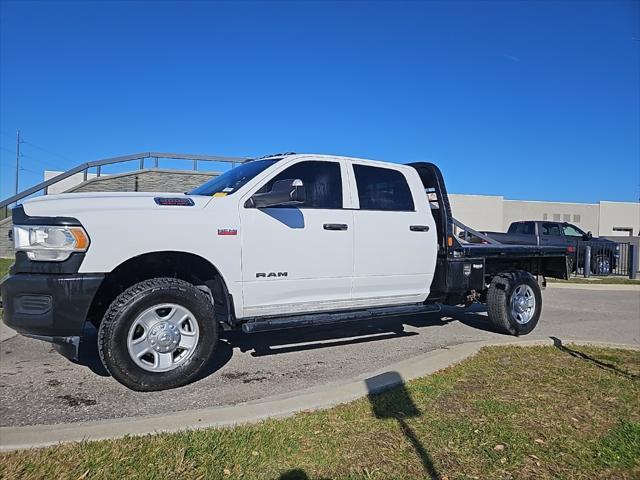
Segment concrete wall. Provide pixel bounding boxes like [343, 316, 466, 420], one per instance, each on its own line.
[598, 202, 640, 237]
[66, 169, 218, 194]
[0, 218, 12, 259]
[503, 200, 599, 234]
[449, 194, 638, 238]
[45, 171, 105, 194]
[449, 194, 504, 231]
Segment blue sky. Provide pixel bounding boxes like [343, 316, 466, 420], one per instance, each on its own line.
[1, 0, 638, 203]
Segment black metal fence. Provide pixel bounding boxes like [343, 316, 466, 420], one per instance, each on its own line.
[573, 240, 635, 278]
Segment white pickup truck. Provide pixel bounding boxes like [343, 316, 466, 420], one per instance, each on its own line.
[1, 153, 568, 391]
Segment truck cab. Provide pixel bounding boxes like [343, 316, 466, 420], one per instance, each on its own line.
[1, 153, 568, 391]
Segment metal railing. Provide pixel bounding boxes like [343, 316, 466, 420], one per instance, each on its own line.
[573, 240, 634, 278]
[0, 151, 249, 218]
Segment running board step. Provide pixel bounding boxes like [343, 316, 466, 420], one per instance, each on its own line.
[241, 303, 441, 334]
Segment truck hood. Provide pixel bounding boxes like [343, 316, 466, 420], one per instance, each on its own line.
[20, 191, 212, 218]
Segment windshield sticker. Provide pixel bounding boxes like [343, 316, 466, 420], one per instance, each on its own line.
[213, 192, 228, 197]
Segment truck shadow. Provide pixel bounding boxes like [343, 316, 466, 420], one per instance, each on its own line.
[439, 303, 504, 334]
[226, 303, 499, 359]
[76, 304, 497, 380]
[194, 305, 496, 381]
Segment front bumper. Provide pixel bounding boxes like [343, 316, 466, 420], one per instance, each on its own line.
[1, 272, 104, 359]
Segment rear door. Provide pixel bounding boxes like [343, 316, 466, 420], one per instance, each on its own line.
[240, 159, 354, 317]
[350, 163, 437, 306]
[506, 221, 538, 245]
[540, 222, 567, 247]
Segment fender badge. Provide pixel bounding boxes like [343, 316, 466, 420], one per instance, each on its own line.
[218, 229, 238, 236]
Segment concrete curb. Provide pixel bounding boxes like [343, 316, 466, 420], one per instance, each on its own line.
[1, 337, 637, 451]
[547, 282, 640, 291]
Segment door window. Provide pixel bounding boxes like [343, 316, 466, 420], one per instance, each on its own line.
[510, 222, 535, 235]
[353, 164, 414, 211]
[563, 224, 585, 237]
[256, 161, 343, 209]
[541, 223, 561, 236]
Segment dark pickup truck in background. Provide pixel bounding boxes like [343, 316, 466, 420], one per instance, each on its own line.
[473, 221, 619, 275]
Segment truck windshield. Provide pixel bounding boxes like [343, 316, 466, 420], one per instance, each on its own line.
[188, 159, 278, 196]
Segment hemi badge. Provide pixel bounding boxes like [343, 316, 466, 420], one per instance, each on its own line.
[218, 229, 238, 236]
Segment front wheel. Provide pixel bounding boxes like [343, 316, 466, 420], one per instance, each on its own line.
[486, 271, 542, 335]
[98, 278, 218, 391]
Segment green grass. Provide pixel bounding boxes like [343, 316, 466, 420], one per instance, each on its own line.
[0, 257, 12, 279]
[1, 345, 639, 479]
[548, 276, 640, 285]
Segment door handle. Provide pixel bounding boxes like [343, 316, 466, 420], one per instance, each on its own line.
[324, 223, 348, 231]
[410, 225, 430, 232]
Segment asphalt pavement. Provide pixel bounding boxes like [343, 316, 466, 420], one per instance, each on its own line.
[1, 286, 638, 428]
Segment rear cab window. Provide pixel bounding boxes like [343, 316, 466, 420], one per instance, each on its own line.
[352, 164, 414, 211]
[509, 222, 535, 235]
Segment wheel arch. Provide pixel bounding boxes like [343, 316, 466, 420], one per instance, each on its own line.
[86, 251, 234, 329]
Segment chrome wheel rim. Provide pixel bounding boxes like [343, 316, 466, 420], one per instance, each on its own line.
[596, 258, 611, 275]
[510, 284, 536, 325]
[127, 303, 199, 373]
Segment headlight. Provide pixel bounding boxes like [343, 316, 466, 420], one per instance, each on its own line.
[13, 225, 90, 261]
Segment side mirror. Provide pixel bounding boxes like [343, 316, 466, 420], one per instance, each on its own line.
[246, 179, 306, 208]
[584, 231, 593, 240]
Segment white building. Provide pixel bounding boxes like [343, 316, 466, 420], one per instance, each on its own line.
[449, 194, 639, 237]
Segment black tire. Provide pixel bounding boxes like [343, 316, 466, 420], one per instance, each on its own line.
[592, 255, 611, 276]
[98, 277, 218, 391]
[486, 271, 542, 336]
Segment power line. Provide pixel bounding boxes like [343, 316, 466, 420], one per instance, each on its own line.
[19, 166, 41, 175]
[0, 130, 74, 162]
[21, 152, 58, 169]
[0, 146, 58, 169]
[23, 139, 74, 162]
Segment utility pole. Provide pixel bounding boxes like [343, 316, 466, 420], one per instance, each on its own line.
[14, 130, 22, 199]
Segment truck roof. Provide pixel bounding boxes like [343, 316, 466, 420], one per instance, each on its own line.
[250, 153, 419, 172]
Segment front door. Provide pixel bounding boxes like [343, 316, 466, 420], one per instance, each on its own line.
[240, 159, 353, 317]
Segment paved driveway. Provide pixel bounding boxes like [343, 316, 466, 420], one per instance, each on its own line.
[1, 287, 638, 427]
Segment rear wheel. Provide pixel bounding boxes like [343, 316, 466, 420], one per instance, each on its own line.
[98, 277, 218, 391]
[487, 271, 542, 335]
[593, 255, 611, 276]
